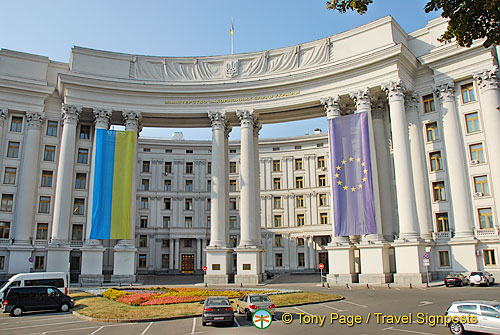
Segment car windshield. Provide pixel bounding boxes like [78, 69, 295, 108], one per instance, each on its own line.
[207, 299, 229, 306]
[250, 296, 271, 303]
[447, 273, 461, 278]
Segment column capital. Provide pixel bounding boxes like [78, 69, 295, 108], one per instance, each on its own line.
[381, 80, 406, 102]
[0, 108, 7, 127]
[93, 108, 112, 129]
[473, 66, 499, 92]
[349, 88, 371, 112]
[236, 109, 256, 128]
[371, 99, 386, 120]
[404, 92, 419, 113]
[208, 110, 228, 130]
[320, 95, 342, 119]
[433, 81, 455, 103]
[26, 111, 45, 130]
[61, 104, 82, 125]
[122, 110, 142, 131]
[253, 119, 262, 137]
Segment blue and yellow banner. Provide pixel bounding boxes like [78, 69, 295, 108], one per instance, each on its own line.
[90, 129, 135, 239]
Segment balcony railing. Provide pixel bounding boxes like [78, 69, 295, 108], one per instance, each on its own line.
[474, 227, 499, 238]
[0, 239, 10, 245]
[70, 240, 84, 247]
[33, 240, 48, 246]
[433, 231, 452, 240]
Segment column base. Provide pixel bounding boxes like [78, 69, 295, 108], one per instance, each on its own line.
[394, 273, 425, 285]
[358, 242, 391, 284]
[393, 241, 427, 285]
[81, 243, 105, 276]
[205, 247, 233, 284]
[449, 238, 478, 272]
[325, 243, 358, 283]
[113, 243, 137, 277]
[110, 274, 136, 284]
[47, 244, 71, 273]
[327, 273, 359, 284]
[359, 273, 393, 284]
[79, 274, 104, 286]
[235, 246, 264, 285]
[8, 244, 34, 274]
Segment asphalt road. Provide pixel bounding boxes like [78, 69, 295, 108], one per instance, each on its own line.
[1, 276, 498, 335]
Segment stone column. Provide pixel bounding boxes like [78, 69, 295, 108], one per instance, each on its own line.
[406, 94, 432, 240]
[9, 111, 44, 274]
[175, 238, 180, 271]
[169, 238, 174, 270]
[235, 109, 264, 285]
[304, 236, 310, 269]
[254, 121, 262, 247]
[474, 68, 500, 224]
[205, 111, 233, 284]
[112, 110, 141, 283]
[201, 238, 206, 268]
[196, 238, 202, 270]
[308, 236, 316, 270]
[47, 104, 80, 273]
[80, 108, 111, 285]
[0, 109, 7, 157]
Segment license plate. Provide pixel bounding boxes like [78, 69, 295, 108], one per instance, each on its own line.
[214, 317, 224, 320]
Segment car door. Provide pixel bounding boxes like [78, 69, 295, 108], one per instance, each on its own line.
[479, 305, 500, 334]
[239, 295, 247, 311]
[46, 288, 62, 309]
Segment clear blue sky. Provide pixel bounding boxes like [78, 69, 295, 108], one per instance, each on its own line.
[1, 0, 439, 140]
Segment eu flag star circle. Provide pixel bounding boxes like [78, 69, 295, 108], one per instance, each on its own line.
[333, 157, 368, 192]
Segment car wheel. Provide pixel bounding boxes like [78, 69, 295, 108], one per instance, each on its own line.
[445, 284, 449, 287]
[486, 280, 490, 287]
[60, 302, 70, 312]
[459, 281, 463, 287]
[202, 321, 207, 326]
[470, 283, 474, 287]
[449, 322, 464, 334]
[10, 306, 23, 317]
[246, 310, 251, 321]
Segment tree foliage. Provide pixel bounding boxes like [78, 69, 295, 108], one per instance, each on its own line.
[325, 0, 500, 47]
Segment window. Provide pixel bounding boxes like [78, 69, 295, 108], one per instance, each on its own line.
[79, 125, 90, 139]
[273, 197, 282, 209]
[164, 198, 171, 210]
[230, 198, 237, 210]
[140, 216, 148, 228]
[10, 116, 22, 132]
[139, 235, 147, 247]
[184, 239, 192, 248]
[298, 253, 305, 267]
[274, 215, 282, 227]
[320, 213, 328, 225]
[273, 160, 281, 172]
[7, 142, 20, 158]
[143, 148, 150, 152]
[0, 256, 4, 270]
[436, 212, 449, 232]
[39, 196, 50, 213]
[275, 253, 283, 267]
[439, 251, 450, 267]
[473, 175, 490, 196]
[422, 94, 436, 113]
[207, 216, 211, 228]
[3, 167, 16, 184]
[297, 238, 304, 246]
[185, 198, 193, 211]
[162, 239, 169, 248]
[141, 197, 148, 209]
[319, 193, 327, 206]
[295, 145, 302, 150]
[186, 149, 193, 154]
[185, 162, 193, 174]
[36, 223, 48, 240]
[46, 121, 58, 136]
[297, 214, 305, 226]
[478, 208, 493, 229]
[207, 162, 212, 174]
[75, 173, 86, 189]
[142, 161, 150, 173]
[34, 256, 45, 270]
[207, 180, 211, 192]
[77, 149, 88, 164]
[141, 179, 149, 191]
[185, 180, 193, 192]
[1, 194, 13, 212]
[229, 216, 237, 228]
[185, 217, 193, 228]
[273, 147, 280, 151]
[465, 112, 480, 133]
[275, 235, 282, 247]
[229, 180, 237, 192]
[161, 180, 171, 192]
[0, 222, 10, 238]
[230, 235, 237, 247]
[162, 216, 170, 228]
[461, 83, 476, 103]
[296, 195, 304, 208]
[41, 170, 53, 187]
[318, 175, 326, 187]
[432, 181, 446, 202]
[229, 149, 237, 154]
[483, 249, 497, 266]
[317, 156, 325, 168]
[43, 145, 55, 161]
[206, 198, 211, 210]
[425, 122, 439, 141]
[138, 254, 147, 268]
[429, 151, 442, 171]
[73, 198, 85, 215]
[273, 178, 281, 190]
[469, 143, 485, 164]
[229, 161, 237, 173]
[296, 176, 304, 189]
[162, 254, 169, 268]
[320, 236, 330, 245]
[317, 143, 324, 148]
[71, 224, 83, 241]
[164, 162, 172, 173]
[295, 158, 303, 170]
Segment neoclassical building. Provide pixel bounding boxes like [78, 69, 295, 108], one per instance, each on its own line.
[0, 16, 499, 285]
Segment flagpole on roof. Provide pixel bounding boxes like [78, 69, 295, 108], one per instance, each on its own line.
[231, 17, 234, 54]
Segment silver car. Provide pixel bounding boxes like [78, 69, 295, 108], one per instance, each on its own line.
[237, 294, 276, 320]
[446, 300, 500, 334]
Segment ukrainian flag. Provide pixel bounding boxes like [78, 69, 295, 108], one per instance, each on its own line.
[89, 129, 135, 239]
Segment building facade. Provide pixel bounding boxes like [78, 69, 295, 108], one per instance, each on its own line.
[0, 16, 499, 285]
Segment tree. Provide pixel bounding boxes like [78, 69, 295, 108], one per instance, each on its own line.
[325, 0, 500, 47]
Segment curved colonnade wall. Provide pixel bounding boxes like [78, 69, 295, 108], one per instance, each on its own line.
[0, 16, 499, 285]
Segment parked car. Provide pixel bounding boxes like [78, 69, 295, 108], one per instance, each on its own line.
[446, 300, 500, 334]
[444, 273, 469, 287]
[469, 271, 495, 286]
[2, 286, 74, 316]
[237, 294, 276, 320]
[0, 272, 68, 300]
[201, 296, 234, 326]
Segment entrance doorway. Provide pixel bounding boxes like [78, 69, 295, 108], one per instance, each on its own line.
[69, 254, 81, 283]
[318, 252, 328, 271]
[181, 254, 195, 273]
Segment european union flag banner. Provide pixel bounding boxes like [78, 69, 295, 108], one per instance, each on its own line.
[90, 129, 135, 239]
[328, 112, 376, 236]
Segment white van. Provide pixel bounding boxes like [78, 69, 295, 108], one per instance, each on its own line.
[0, 272, 68, 299]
